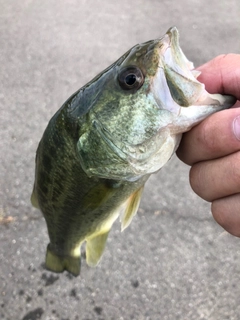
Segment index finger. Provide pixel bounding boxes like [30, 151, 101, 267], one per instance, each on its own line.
[197, 54, 240, 100]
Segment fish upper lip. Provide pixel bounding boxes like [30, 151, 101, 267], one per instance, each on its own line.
[158, 26, 177, 51]
[166, 26, 178, 43]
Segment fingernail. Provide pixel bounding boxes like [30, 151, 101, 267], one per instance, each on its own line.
[233, 115, 240, 141]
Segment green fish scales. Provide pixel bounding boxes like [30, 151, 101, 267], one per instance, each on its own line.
[31, 27, 236, 276]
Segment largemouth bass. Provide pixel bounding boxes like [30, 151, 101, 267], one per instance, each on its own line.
[31, 27, 235, 276]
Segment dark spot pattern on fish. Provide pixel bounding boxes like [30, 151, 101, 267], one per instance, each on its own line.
[48, 145, 57, 159]
[42, 154, 52, 172]
[39, 183, 48, 195]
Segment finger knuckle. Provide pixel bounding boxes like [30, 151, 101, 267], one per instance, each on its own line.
[199, 119, 221, 155]
[230, 152, 240, 187]
[212, 196, 240, 237]
[189, 164, 211, 201]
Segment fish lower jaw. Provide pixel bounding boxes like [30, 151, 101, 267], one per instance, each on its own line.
[174, 95, 236, 133]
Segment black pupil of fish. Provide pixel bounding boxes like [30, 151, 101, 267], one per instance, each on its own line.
[125, 74, 137, 86]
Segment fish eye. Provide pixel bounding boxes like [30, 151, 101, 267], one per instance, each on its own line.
[118, 66, 144, 91]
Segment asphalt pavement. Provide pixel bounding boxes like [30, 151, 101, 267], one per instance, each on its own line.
[1, 1, 240, 319]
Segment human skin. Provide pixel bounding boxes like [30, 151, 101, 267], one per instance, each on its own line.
[177, 54, 240, 236]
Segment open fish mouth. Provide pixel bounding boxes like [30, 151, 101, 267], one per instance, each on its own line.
[151, 27, 206, 111]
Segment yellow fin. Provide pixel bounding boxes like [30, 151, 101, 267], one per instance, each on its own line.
[121, 187, 144, 231]
[86, 231, 110, 267]
[45, 244, 81, 277]
[30, 187, 39, 208]
[86, 202, 123, 267]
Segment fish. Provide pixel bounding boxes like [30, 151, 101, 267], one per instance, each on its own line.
[31, 27, 236, 276]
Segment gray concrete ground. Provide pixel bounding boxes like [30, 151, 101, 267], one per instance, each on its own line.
[1, 1, 240, 319]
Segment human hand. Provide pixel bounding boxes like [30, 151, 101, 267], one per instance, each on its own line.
[177, 54, 240, 236]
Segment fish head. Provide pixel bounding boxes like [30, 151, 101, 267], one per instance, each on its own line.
[75, 27, 236, 181]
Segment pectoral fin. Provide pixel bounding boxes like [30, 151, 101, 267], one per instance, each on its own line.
[121, 187, 144, 231]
